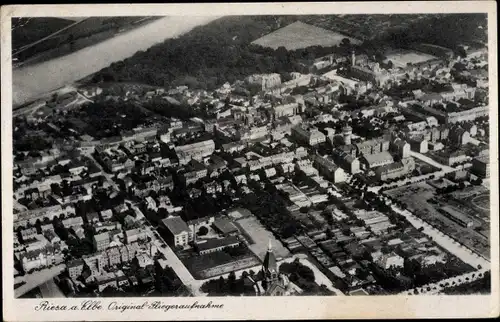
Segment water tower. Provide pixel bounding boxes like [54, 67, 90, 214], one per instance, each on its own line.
[342, 125, 353, 145]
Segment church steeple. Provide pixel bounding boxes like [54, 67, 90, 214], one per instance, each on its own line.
[262, 239, 277, 281]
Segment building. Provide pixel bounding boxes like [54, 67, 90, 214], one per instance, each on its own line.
[182, 160, 208, 185]
[245, 73, 281, 90]
[430, 125, 450, 142]
[95, 272, 118, 292]
[449, 126, 471, 147]
[124, 228, 147, 244]
[186, 215, 215, 233]
[471, 155, 490, 178]
[418, 104, 489, 124]
[260, 241, 302, 296]
[374, 158, 415, 182]
[93, 232, 110, 252]
[100, 209, 114, 221]
[439, 206, 473, 228]
[20, 227, 37, 241]
[40, 224, 54, 233]
[194, 236, 240, 255]
[291, 124, 326, 146]
[86, 212, 100, 224]
[408, 137, 429, 153]
[390, 138, 411, 159]
[273, 103, 299, 118]
[373, 251, 404, 270]
[213, 218, 239, 236]
[342, 126, 353, 145]
[433, 150, 468, 166]
[104, 246, 122, 267]
[332, 149, 361, 174]
[222, 141, 246, 154]
[161, 216, 193, 247]
[20, 245, 64, 272]
[95, 221, 122, 234]
[355, 136, 391, 156]
[349, 65, 377, 83]
[174, 140, 215, 165]
[15, 204, 76, 229]
[135, 253, 154, 268]
[463, 123, 478, 137]
[361, 152, 394, 169]
[313, 155, 347, 183]
[67, 259, 85, 280]
[83, 252, 106, 274]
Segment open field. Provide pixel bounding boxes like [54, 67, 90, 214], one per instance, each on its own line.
[251, 21, 361, 50]
[232, 214, 290, 261]
[385, 182, 490, 259]
[471, 194, 490, 212]
[385, 49, 437, 68]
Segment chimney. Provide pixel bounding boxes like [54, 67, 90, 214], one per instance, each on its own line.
[351, 50, 356, 67]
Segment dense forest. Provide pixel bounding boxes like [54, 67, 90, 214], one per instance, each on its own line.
[376, 14, 488, 49]
[12, 18, 74, 50]
[90, 16, 298, 89]
[90, 16, 359, 90]
[12, 17, 160, 63]
[89, 14, 487, 91]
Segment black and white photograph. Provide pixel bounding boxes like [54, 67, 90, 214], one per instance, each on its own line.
[2, 2, 498, 320]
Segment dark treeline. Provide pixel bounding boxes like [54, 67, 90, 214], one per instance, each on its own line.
[13, 17, 158, 62]
[12, 18, 73, 50]
[376, 14, 487, 50]
[89, 16, 355, 91]
[90, 14, 487, 91]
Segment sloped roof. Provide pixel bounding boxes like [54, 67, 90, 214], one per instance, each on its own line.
[162, 216, 190, 235]
[361, 152, 394, 167]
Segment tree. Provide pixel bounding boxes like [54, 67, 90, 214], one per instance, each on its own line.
[341, 38, 351, 47]
[228, 271, 237, 294]
[197, 226, 209, 236]
[455, 46, 467, 58]
[50, 183, 61, 196]
[299, 206, 310, 214]
[35, 219, 42, 234]
[216, 276, 226, 294]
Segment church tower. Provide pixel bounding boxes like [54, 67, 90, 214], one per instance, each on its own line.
[262, 240, 278, 283]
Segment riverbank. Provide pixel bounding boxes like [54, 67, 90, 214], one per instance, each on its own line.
[14, 17, 161, 68]
[13, 16, 221, 107]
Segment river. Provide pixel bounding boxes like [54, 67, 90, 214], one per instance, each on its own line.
[13, 16, 220, 106]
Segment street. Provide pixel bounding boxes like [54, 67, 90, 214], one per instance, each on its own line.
[410, 150, 454, 172]
[143, 226, 204, 296]
[401, 268, 490, 295]
[14, 264, 66, 298]
[368, 152, 460, 193]
[390, 205, 490, 270]
[39, 279, 66, 298]
[280, 255, 345, 296]
[85, 153, 120, 191]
